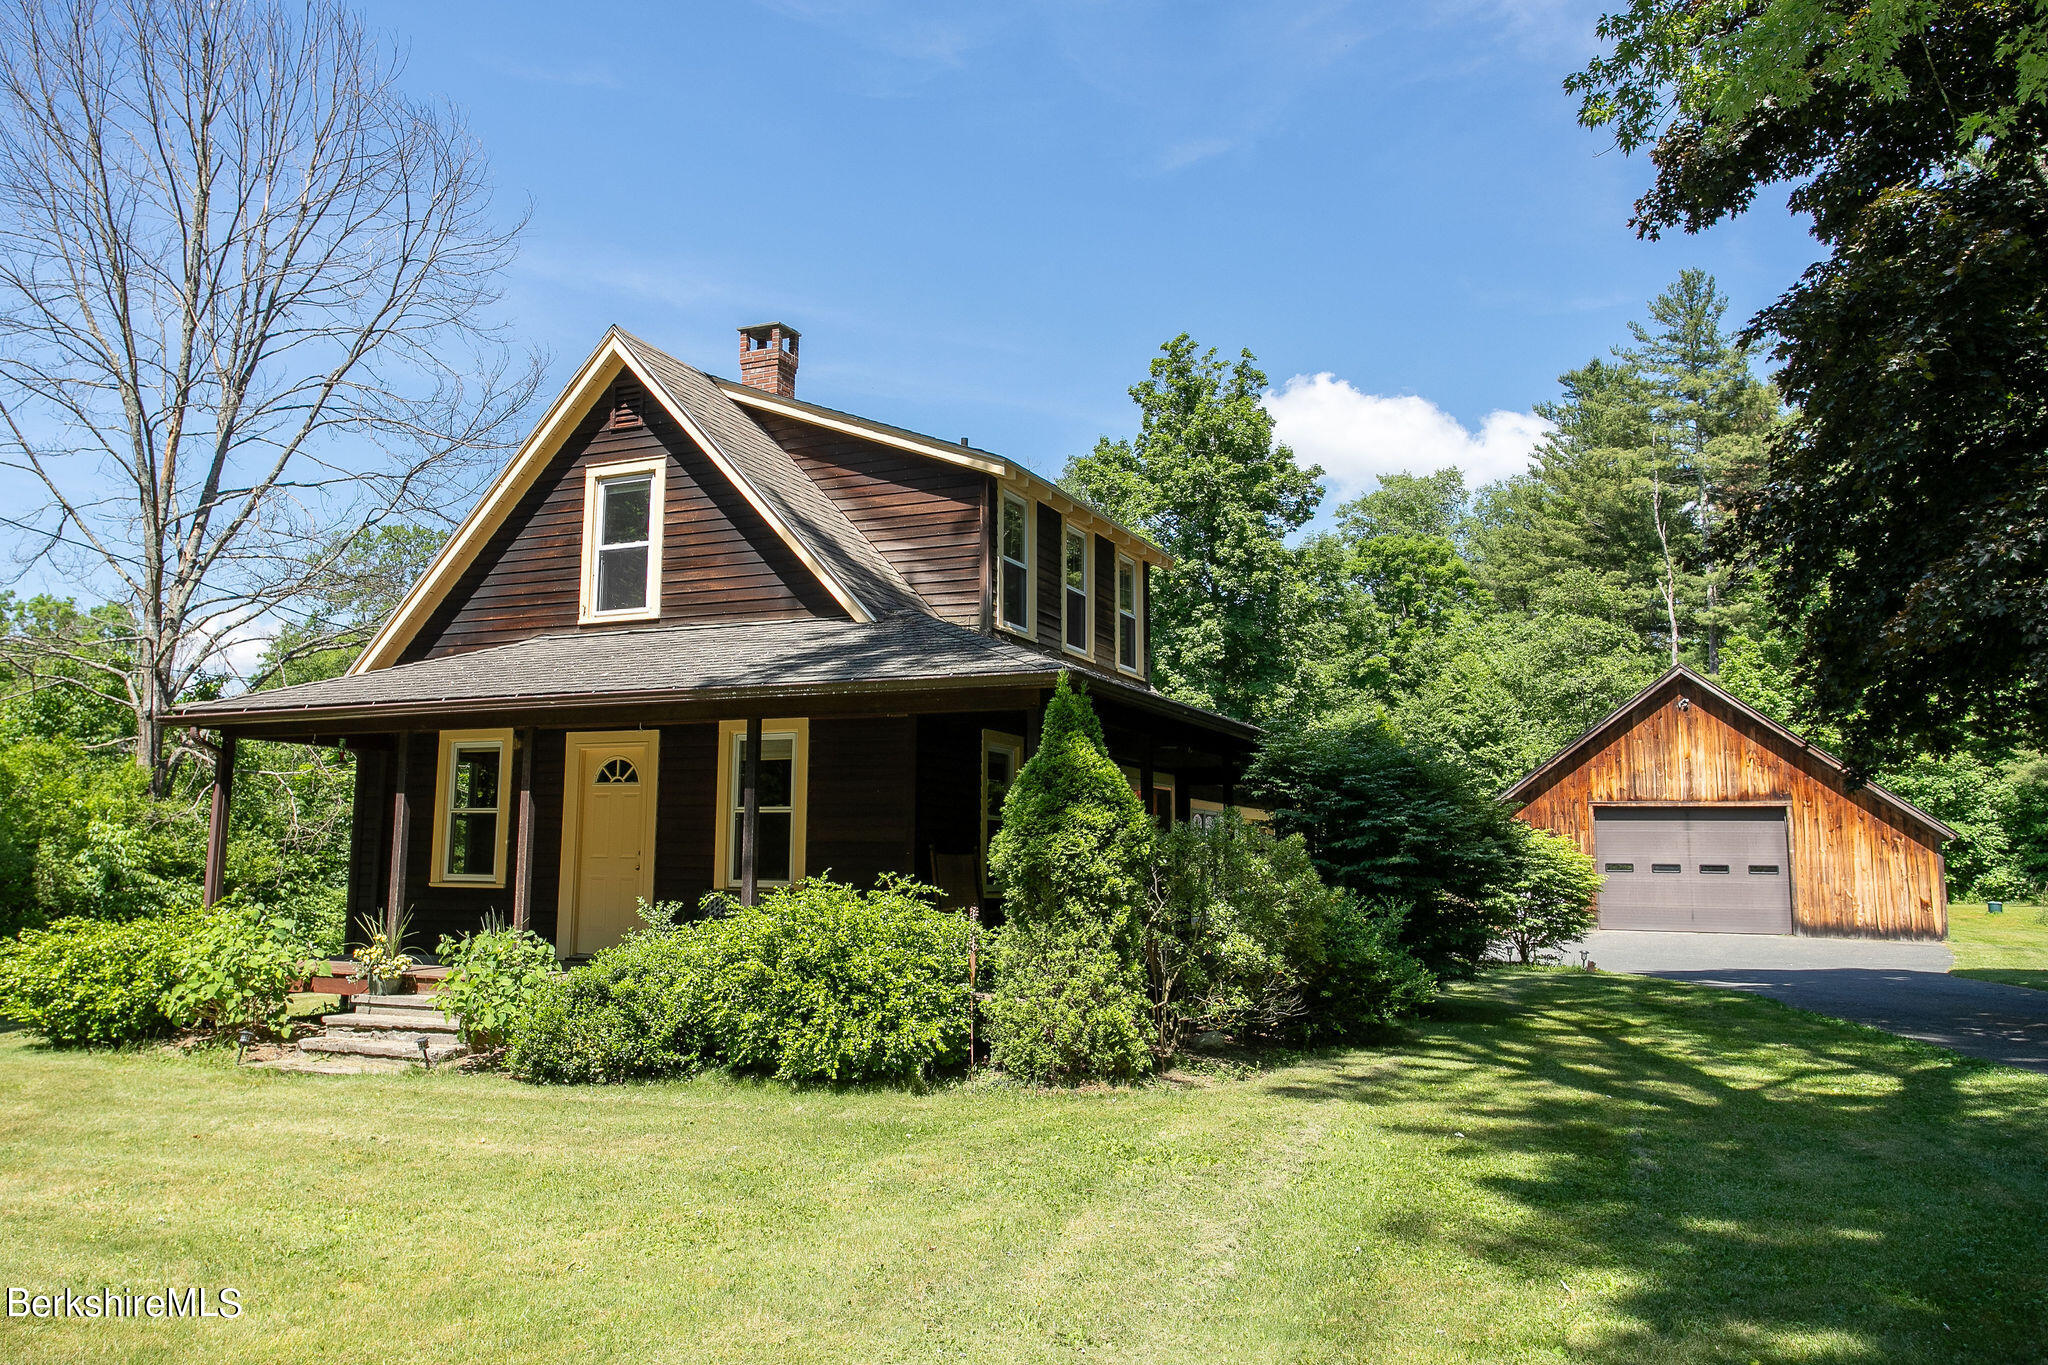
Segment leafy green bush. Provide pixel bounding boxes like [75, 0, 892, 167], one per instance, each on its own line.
[1494, 824, 1604, 965]
[1296, 897, 1437, 1043]
[506, 931, 713, 1084]
[0, 914, 190, 1046]
[983, 924, 1152, 1085]
[435, 922, 560, 1048]
[508, 877, 970, 1085]
[162, 901, 314, 1037]
[1248, 710, 1519, 977]
[985, 675, 1155, 1082]
[691, 876, 970, 1083]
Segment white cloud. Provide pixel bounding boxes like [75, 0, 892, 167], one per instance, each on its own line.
[1263, 372, 1551, 503]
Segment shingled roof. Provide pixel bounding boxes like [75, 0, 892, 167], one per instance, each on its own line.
[174, 614, 1261, 739]
[614, 329, 925, 619]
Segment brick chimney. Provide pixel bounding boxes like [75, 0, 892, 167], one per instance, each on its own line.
[738, 323, 799, 397]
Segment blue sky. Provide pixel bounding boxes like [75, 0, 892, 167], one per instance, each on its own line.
[364, 0, 1819, 516]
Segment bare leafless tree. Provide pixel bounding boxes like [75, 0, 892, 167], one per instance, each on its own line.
[0, 0, 540, 789]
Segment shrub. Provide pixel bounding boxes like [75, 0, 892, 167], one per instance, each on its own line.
[435, 921, 560, 1049]
[692, 876, 970, 1083]
[987, 674, 1151, 945]
[1296, 897, 1437, 1043]
[1142, 814, 1337, 1051]
[508, 877, 970, 1086]
[1248, 710, 1520, 977]
[0, 913, 190, 1046]
[985, 674, 1154, 1082]
[162, 900, 314, 1037]
[506, 931, 713, 1084]
[983, 924, 1152, 1085]
[1494, 825, 1603, 965]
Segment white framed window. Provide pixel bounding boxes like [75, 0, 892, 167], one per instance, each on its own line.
[580, 457, 666, 624]
[713, 719, 810, 890]
[1116, 553, 1143, 675]
[1061, 523, 1091, 655]
[981, 729, 1025, 895]
[430, 729, 512, 887]
[1190, 798, 1227, 829]
[998, 490, 1033, 636]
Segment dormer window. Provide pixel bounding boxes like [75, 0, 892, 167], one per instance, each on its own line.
[580, 457, 665, 624]
[998, 490, 1032, 635]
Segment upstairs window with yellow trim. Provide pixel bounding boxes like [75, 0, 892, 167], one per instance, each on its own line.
[580, 457, 665, 623]
[1061, 523, 1090, 655]
[1116, 553, 1143, 674]
[998, 491, 1032, 635]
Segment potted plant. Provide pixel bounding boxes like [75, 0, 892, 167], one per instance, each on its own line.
[350, 912, 417, 996]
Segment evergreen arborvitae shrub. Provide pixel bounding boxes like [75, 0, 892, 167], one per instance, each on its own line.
[985, 674, 1154, 1083]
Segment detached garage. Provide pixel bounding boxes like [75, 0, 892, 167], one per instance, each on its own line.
[1505, 667, 1953, 939]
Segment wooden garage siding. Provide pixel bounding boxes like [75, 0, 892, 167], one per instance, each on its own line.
[400, 377, 845, 663]
[1514, 688, 1948, 939]
[750, 410, 988, 626]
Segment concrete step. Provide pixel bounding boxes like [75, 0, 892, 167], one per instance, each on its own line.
[353, 991, 449, 1011]
[321, 1010, 460, 1034]
[300, 1034, 466, 1064]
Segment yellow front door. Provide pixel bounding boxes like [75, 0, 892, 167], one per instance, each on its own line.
[563, 733, 657, 955]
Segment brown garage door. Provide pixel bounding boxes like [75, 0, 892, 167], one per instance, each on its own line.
[1593, 807, 1793, 933]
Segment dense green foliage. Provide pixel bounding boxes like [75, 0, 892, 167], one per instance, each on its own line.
[1571, 1, 2048, 772]
[1142, 815, 1435, 1050]
[509, 878, 970, 1085]
[1493, 826, 1605, 965]
[984, 676, 1154, 1083]
[434, 923, 562, 1049]
[1248, 713, 1520, 978]
[161, 902, 316, 1037]
[1062, 337, 1329, 723]
[0, 913, 190, 1046]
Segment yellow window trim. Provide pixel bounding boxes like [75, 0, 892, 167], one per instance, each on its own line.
[997, 490, 1034, 640]
[981, 729, 1026, 895]
[429, 728, 515, 888]
[712, 719, 811, 890]
[1060, 521, 1092, 659]
[1115, 551, 1145, 678]
[554, 729, 661, 957]
[578, 455, 667, 625]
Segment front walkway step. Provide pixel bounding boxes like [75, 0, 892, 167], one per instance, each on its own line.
[352, 991, 450, 1011]
[320, 1009, 461, 1034]
[300, 1034, 466, 1064]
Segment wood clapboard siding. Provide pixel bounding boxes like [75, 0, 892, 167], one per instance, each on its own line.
[1514, 686, 1948, 939]
[808, 716, 917, 888]
[750, 409, 987, 626]
[401, 377, 845, 663]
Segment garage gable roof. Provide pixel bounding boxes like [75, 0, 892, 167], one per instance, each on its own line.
[1501, 666, 1957, 842]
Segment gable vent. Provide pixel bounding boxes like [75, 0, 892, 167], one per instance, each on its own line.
[607, 385, 644, 431]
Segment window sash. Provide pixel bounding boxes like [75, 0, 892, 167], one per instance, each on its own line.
[999, 493, 1029, 631]
[1063, 526, 1090, 651]
[440, 739, 506, 882]
[727, 731, 798, 887]
[1116, 557, 1140, 670]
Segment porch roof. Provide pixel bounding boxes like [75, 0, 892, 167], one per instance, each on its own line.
[169, 614, 1262, 741]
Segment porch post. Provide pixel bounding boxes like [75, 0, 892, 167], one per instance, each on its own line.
[740, 716, 762, 907]
[386, 731, 411, 940]
[511, 728, 536, 930]
[1024, 691, 1043, 761]
[1139, 736, 1156, 829]
[202, 733, 236, 908]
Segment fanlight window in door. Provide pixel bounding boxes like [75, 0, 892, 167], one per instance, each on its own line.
[728, 731, 798, 886]
[596, 757, 638, 785]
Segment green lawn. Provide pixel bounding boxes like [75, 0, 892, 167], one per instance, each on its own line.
[1948, 900, 2048, 991]
[3, 971, 2045, 1365]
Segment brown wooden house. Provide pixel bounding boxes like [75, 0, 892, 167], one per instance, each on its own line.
[172, 325, 1259, 956]
[1504, 667, 1953, 939]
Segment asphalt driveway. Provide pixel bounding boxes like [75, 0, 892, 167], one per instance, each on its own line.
[1576, 929, 2048, 1073]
